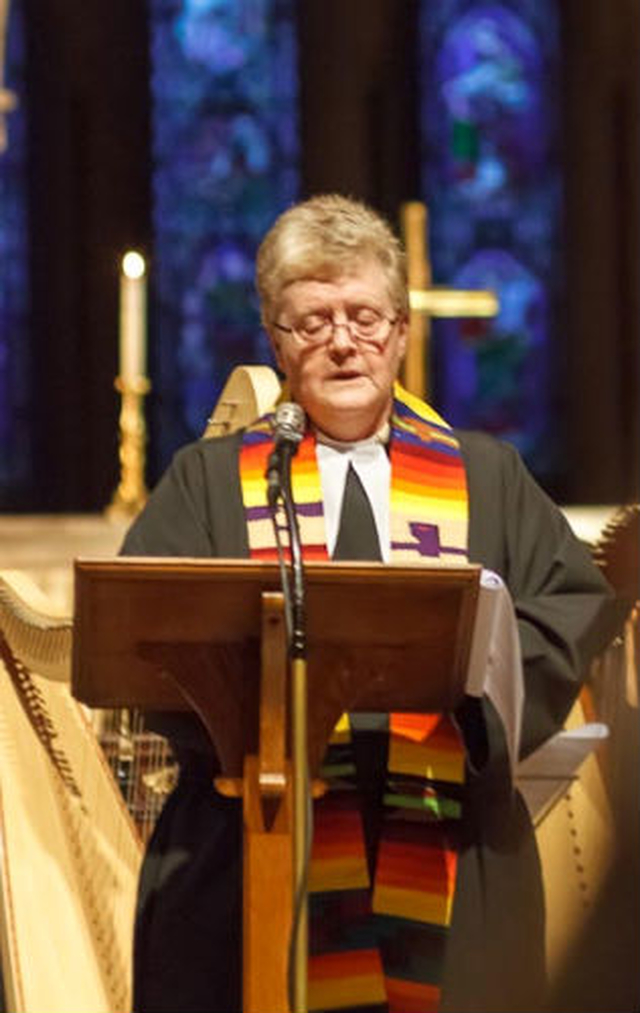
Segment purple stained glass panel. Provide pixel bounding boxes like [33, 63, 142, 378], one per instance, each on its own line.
[419, 0, 562, 482]
[149, 0, 299, 473]
[0, 0, 30, 500]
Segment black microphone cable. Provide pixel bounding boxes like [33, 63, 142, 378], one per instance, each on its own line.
[266, 402, 306, 646]
[264, 401, 312, 1012]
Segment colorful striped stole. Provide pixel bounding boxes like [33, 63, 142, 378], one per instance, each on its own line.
[240, 382, 468, 564]
[238, 383, 469, 1012]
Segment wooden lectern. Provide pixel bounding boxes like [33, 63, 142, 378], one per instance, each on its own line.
[73, 557, 480, 1013]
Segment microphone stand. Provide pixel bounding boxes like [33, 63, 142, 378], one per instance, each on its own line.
[268, 442, 309, 1013]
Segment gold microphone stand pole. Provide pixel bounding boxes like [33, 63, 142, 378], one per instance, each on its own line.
[291, 652, 309, 1013]
[275, 432, 309, 1013]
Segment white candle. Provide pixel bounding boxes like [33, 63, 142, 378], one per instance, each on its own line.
[119, 251, 147, 381]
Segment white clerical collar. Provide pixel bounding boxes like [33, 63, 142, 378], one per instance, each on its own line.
[315, 421, 391, 451]
[315, 425, 391, 561]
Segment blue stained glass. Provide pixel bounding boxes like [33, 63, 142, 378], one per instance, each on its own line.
[0, 0, 30, 500]
[419, 0, 562, 481]
[437, 249, 551, 461]
[149, 0, 299, 472]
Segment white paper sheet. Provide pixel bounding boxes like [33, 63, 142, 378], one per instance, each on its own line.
[515, 722, 609, 822]
[465, 569, 524, 774]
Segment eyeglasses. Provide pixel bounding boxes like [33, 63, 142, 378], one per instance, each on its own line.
[272, 307, 399, 347]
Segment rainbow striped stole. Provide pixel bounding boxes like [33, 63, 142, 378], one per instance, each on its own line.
[239, 415, 329, 560]
[238, 385, 469, 1012]
[387, 385, 469, 562]
[240, 382, 468, 564]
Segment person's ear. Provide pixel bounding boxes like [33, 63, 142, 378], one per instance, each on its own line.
[397, 315, 409, 358]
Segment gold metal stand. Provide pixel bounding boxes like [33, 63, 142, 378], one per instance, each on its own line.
[107, 375, 150, 518]
[291, 655, 309, 1013]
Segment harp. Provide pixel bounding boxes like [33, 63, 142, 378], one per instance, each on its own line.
[0, 571, 142, 1013]
[0, 365, 280, 1012]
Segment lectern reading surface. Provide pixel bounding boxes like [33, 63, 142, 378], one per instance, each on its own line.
[73, 557, 480, 776]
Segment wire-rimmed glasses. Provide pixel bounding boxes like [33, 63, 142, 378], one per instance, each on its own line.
[272, 307, 399, 348]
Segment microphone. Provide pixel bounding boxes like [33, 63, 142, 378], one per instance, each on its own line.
[266, 402, 306, 506]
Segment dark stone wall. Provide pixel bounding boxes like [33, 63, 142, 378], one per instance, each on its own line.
[561, 0, 639, 503]
[24, 0, 152, 511]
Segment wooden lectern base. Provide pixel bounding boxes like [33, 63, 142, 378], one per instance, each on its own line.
[241, 753, 293, 1012]
[222, 593, 296, 1013]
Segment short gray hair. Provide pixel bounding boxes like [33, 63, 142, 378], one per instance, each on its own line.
[256, 194, 409, 326]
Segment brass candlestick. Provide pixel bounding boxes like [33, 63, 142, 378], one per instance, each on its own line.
[107, 375, 151, 518]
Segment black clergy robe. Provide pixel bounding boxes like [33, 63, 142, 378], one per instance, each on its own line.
[121, 428, 615, 1013]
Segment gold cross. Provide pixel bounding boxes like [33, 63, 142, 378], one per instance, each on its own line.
[400, 202, 499, 400]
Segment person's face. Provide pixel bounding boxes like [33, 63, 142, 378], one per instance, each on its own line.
[270, 260, 408, 442]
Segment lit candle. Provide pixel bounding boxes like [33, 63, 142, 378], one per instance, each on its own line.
[119, 250, 147, 382]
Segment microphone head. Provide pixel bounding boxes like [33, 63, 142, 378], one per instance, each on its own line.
[273, 401, 306, 444]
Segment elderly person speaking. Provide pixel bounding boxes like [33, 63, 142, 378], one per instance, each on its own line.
[122, 195, 613, 1013]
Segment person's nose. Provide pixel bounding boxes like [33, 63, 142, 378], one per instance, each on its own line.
[327, 318, 357, 356]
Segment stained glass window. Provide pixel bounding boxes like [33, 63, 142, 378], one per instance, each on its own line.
[0, 0, 30, 504]
[419, 0, 562, 482]
[149, 0, 299, 473]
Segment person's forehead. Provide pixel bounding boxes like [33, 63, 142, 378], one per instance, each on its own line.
[279, 262, 391, 309]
